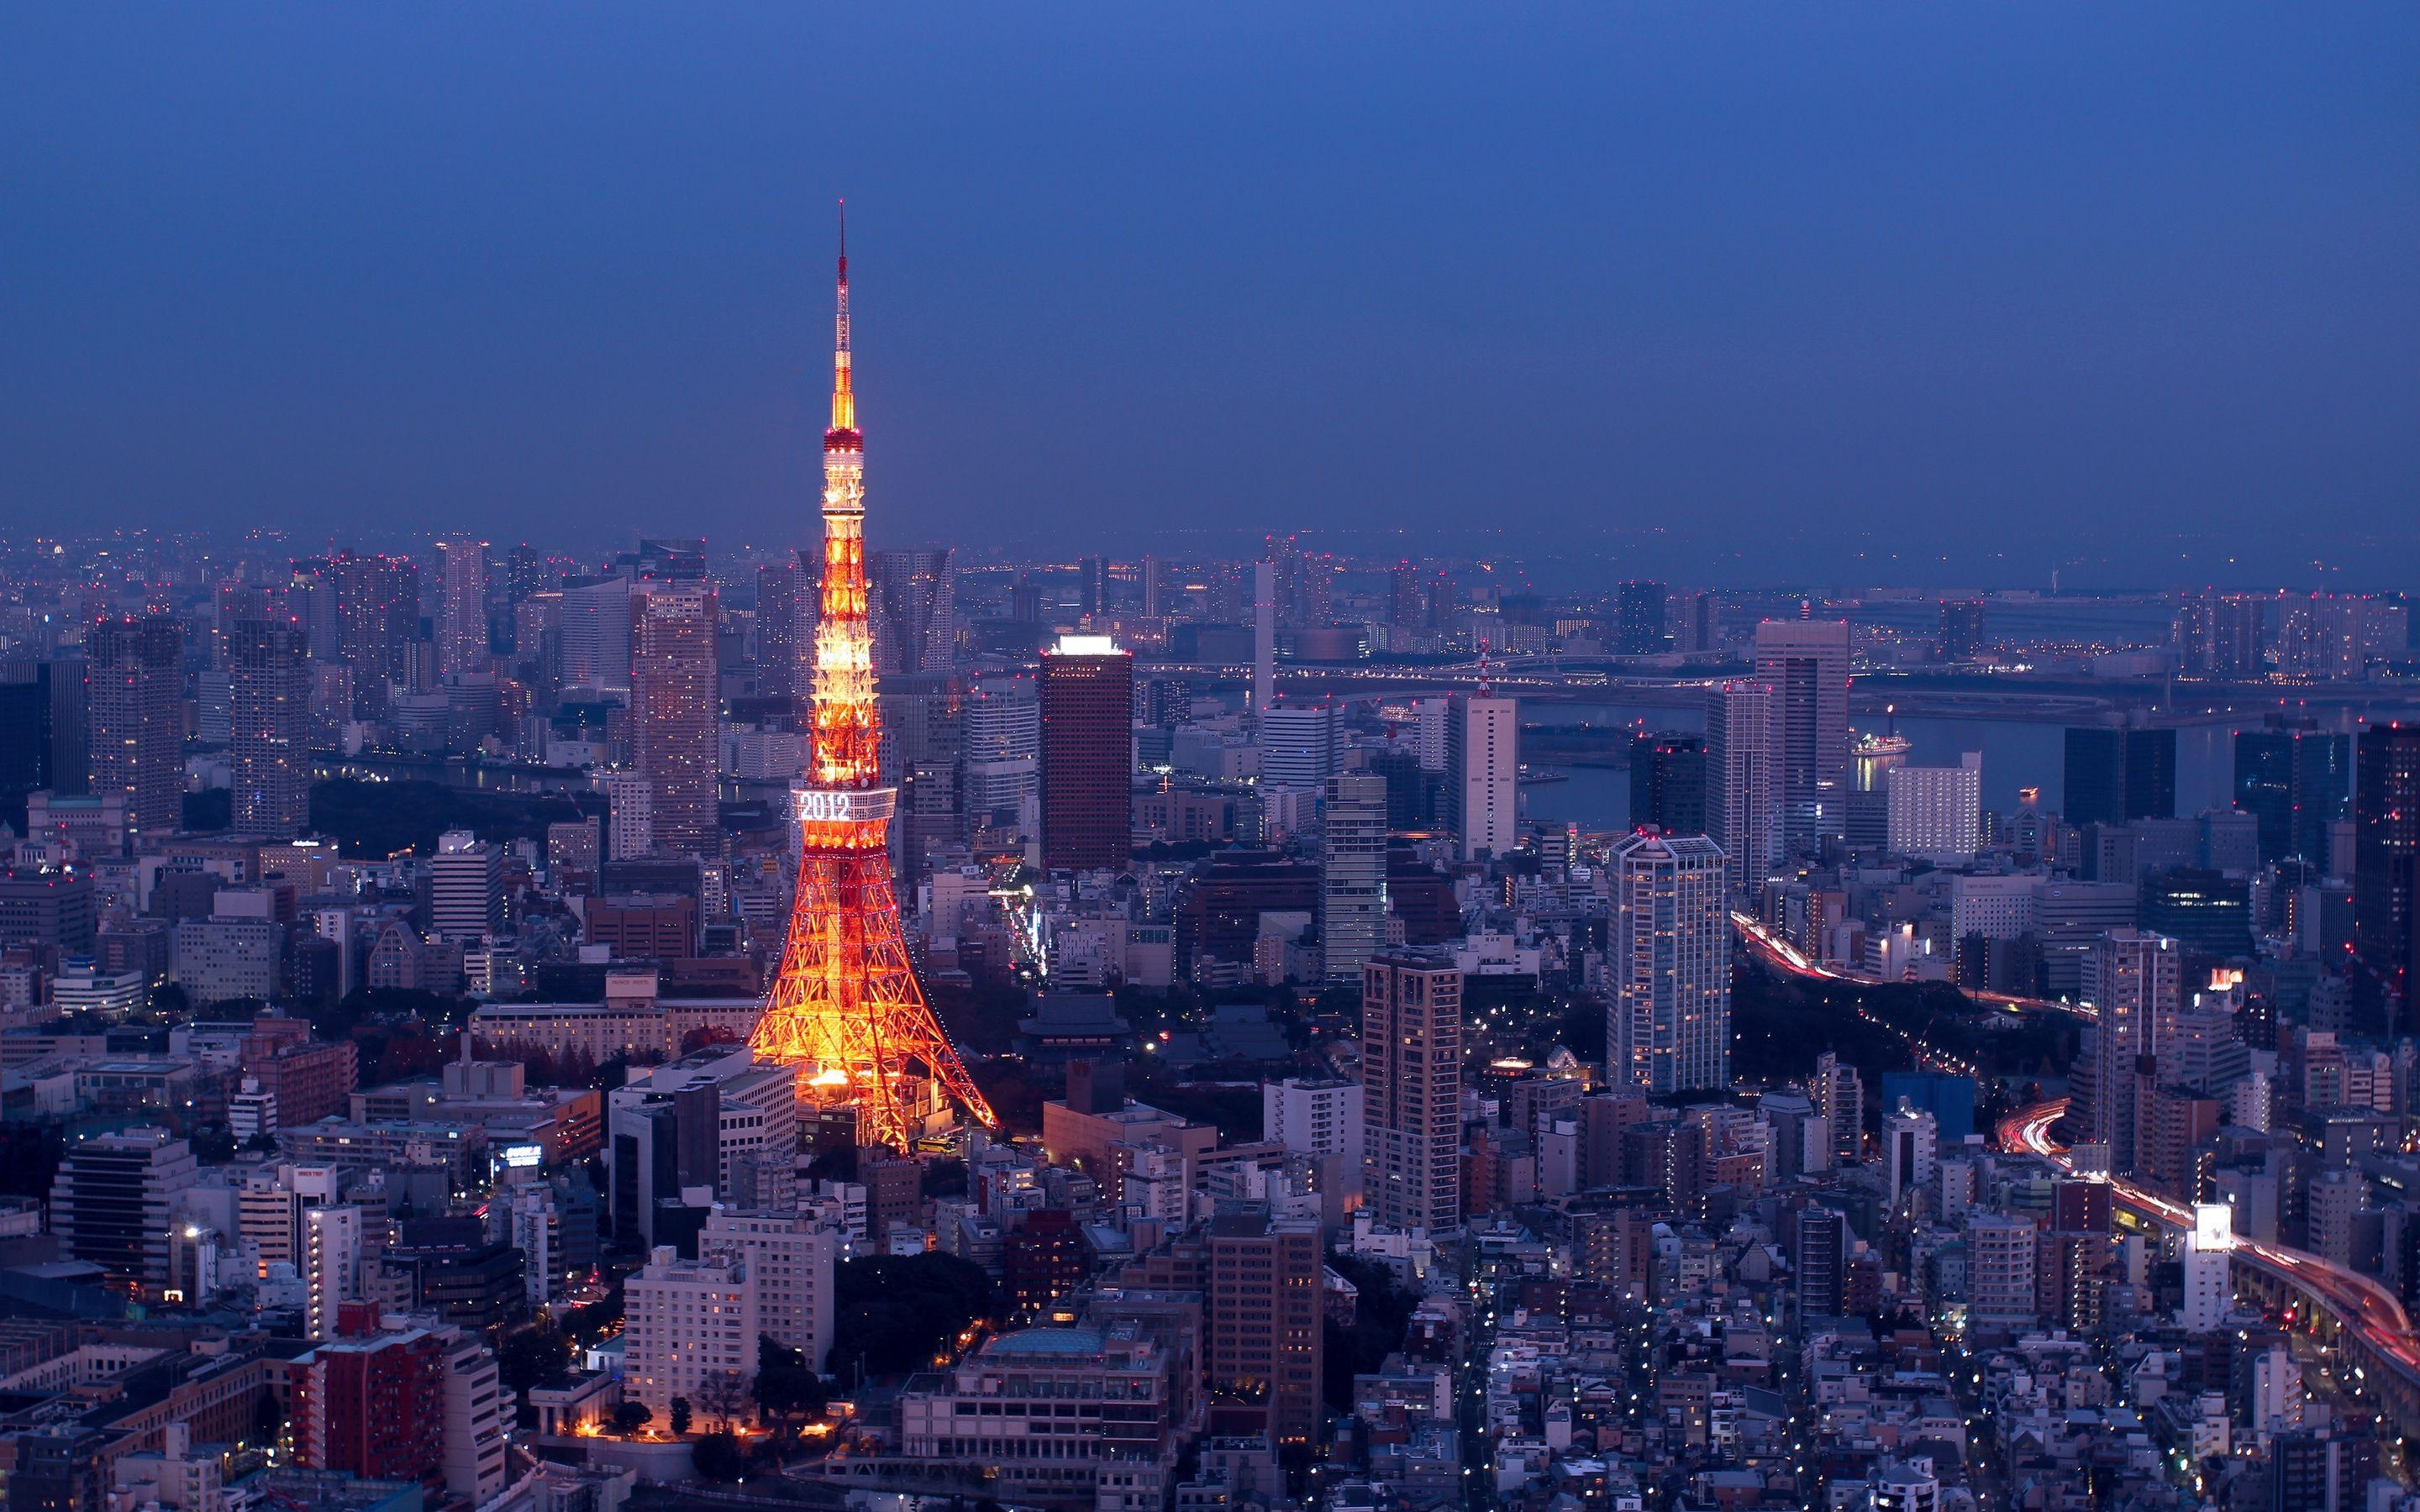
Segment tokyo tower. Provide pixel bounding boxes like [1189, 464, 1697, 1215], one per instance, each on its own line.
[750, 207, 996, 1150]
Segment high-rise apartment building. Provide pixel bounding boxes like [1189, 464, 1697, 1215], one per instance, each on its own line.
[227, 601, 312, 835]
[1262, 1076, 1363, 1167]
[2086, 928, 2181, 1174]
[1885, 753, 1982, 863]
[1360, 955, 1462, 1235]
[287, 1304, 446, 1483]
[1812, 1051, 1864, 1166]
[87, 612, 184, 842]
[755, 552, 816, 704]
[698, 1207, 839, 1373]
[1321, 772, 1389, 984]
[429, 830, 504, 942]
[632, 583, 719, 856]
[2063, 726, 2176, 827]
[2354, 722, 2420, 1015]
[335, 552, 420, 716]
[1607, 832, 1730, 1095]
[1753, 619, 1850, 850]
[1037, 635, 1133, 872]
[1446, 696, 1518, 860]
[869, 549, 955, 675]
[1705, 680, 1779, 895]
[434, 537, 489, 677]
[51, 1127, 197, 1294]
[304, 1203, 363, 1340]
[623, 1244, 762, 1419]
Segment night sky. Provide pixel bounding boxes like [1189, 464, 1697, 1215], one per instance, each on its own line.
[3, 4, 2415, 585]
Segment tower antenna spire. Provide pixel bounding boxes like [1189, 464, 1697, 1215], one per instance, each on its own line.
[829, 199, 855, 436]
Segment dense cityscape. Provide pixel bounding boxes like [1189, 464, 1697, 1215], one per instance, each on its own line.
[3, 225, 2419, 1512]
[6, 8, 2420, 1512]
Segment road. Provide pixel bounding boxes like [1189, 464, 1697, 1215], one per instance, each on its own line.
[1732, 911, 2096, 1024]
[1998, 1098, 2420, 1383]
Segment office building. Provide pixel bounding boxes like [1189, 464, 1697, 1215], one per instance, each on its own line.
[51, 1127, 197, 1293]
[87, 612, 185, 842]
[1207, 1209, 1325, 1444]
[1615, 580, 1667, 655]
[1705, 680, 1779, 895]
[965, 677, 1040, 840]
[1938, 599, 1986, 661]
[1753, 619, 1851, 849]
[1446, 695, 1518, 860]
[2233, 722, 2351, 867]
[0, 867, 97, 953]
[2182, 1202, 2233, 1331]
[171, 916, 281, 1005]
[227, 601, 312, 835]
[1038, 634, 1134, 872]
[2036, 881, 2140, 999]
[2354, 722, 2420, 1014]
[1628, 732, 1707, 836]
[632, 582, 719, 856]
[2064, 726, 2176, 827]
[1361, 955, 1462, 1234]
[869, 549, 955, 675]
[1318, 771, 1389, 984]
[430, 830, 504, 943]
[559, 575, 635, 690]
[1885, 753, 1982, 863]
[1607, 832, 1730, 1095]
[434, 537, 489, 677]
[1260, 702, 1339, 791]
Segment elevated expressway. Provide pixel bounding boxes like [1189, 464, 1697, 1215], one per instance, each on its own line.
[2000, 1099, 2420, 1436]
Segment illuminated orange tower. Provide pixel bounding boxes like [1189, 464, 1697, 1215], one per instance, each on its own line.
[750, 207, 995, 1150]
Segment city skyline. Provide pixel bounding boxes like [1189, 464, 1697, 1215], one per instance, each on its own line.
[5, 7, 2417, 584]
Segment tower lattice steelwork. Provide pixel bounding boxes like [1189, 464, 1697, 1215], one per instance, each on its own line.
[750, 208, 996, 1149]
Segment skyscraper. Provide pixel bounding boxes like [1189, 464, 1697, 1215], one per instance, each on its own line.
[430, 830, 504, 943]
[632, 582, 719, 857]
[2354, 722, 2420, 1018]
[869, 549, 955, 675]
[1321, 772, 1389, 984]
[1037, 633, 1133, 872]
[1260, 702, 1339, 792]
[755, 552, 816, 704]
[2063, 726, 2176, 827]
[1628, 732, 1707, 836]
[434, 537, 490, 677]
[334, 552, 419, 716]
[964, 676, 1040, 843]
[558, 575, 636, 690]
[2235, 721, 2354, 866]
[1615, 581, 1668, 655]
[87, 612, 184, 842]
[227, 598, 312, 836]
[2086, 928, 2181, 1174]
[1753, 618, 1850, 849]
[1704, 680, 1779, 895]
[1938, 599, 1987, 661]
[1361, 954, 1462, 1234]
[1446, 695, 1518, 860]
[1607, 831, 1730, 1095]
